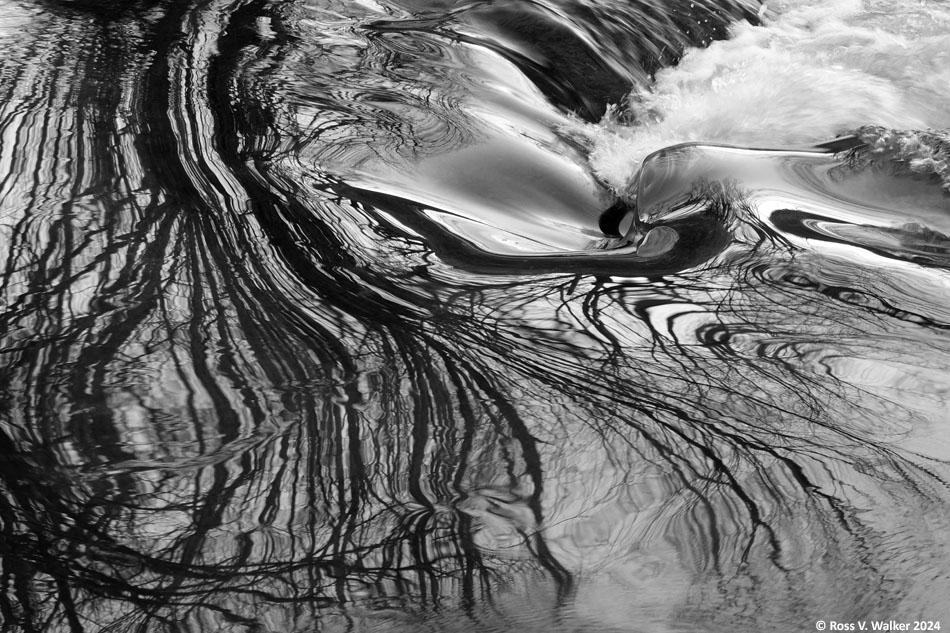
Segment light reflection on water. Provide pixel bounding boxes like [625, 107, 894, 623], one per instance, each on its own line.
[1, 0, 949, 631]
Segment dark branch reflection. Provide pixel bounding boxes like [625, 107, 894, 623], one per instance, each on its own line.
[1, 0, 949, 631]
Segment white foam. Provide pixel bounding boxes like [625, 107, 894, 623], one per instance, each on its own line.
[583, 0, 950, 193]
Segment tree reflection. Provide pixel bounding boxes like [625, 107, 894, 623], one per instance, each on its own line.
[1, 0, 949, 631]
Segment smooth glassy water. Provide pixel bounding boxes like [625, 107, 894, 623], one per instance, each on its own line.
[1, 0, 949, 630]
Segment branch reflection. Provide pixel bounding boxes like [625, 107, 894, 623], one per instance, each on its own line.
[1, 0, 948, 631]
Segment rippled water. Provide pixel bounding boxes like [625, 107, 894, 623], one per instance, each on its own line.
[1, 0, 949, 630]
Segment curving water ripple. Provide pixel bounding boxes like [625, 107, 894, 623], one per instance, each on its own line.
[1, 0, 949, 631]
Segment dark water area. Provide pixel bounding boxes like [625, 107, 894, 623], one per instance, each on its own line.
[1, 0, 950, 630]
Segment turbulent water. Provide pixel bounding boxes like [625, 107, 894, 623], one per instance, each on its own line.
[1, 0, 950, 630]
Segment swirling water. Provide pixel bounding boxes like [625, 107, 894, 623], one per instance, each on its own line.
[1, 0, 949, 630]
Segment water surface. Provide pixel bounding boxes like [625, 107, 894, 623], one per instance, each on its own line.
[1, 0, 949, 631]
